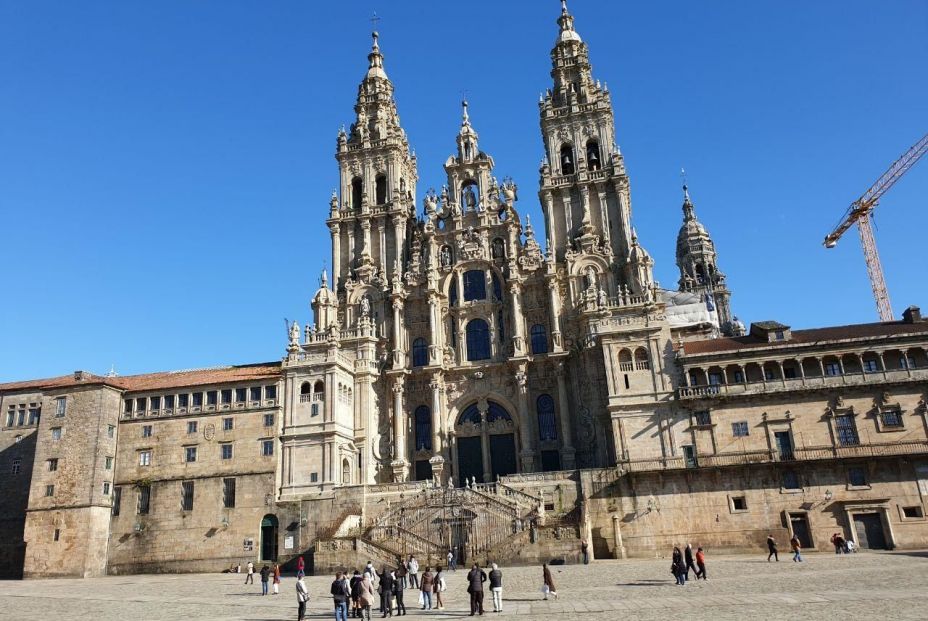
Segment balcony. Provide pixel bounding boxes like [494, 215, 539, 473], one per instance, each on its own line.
[620, 440, 928, 473]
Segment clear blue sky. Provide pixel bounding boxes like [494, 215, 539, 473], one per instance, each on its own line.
[1, 1, 926, 382]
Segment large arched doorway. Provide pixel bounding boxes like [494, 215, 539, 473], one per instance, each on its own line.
[260, 514, 278, 562]
[455, 400, 518, 485]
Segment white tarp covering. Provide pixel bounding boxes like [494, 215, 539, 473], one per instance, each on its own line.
[661, 289, 719, 330]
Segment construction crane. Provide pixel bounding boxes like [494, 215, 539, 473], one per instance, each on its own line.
[823, 132, 928, 322]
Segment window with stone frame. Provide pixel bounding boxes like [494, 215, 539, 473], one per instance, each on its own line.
[184, 446, 198, 463]
[139, 450, 151, 466]
[250, 387, 262, 402]
[536, 395, 557, 441]
[181, 481, 194, 511]
[187, 421, 198, 434]
[28, 406, 40, 425]
[178, 393, 189, 408]
[412, 337, 429, 367]
[731, 421, 749, 437]
[235, 388, 247, 403]
[164, 395, 175, 410]
[863, 359, 880, 373]
[47, 458, 58, 472]
[192, 392, 203, 407]
[55, 397, 66, 417]
[265, 385, 277, 400]
[45, 484, 54, 497]
[824, 362, 841, 376]
[782, 470, 801, 490]
[142, 425, 152, 438]
[262, 439, 274, 456]
[694, 411, 712, 426]
[150, 396, 161, 411]
[137, 484, 151, 514]
[530, 324, 549, 355]
[834, 414, 860, 446]
[878, 408, 904, 430]
[136, 397, 147, 413]
[222, 417, 234, 431]
[50, 427, 62, 441]
[463, 270, 486, 301]
[848, 466, 868, 487]
[414, 406, 432, 451]
[11, 458, 21, 475]
[465, 318, 491, 361]
[264, 413, 275, 427]
[220, 443, 233, 460]
[223, 478, 236, 508]
[112, 486, 122, 515]
[206, 391, 217, 406]
[221, 389, 232, 405]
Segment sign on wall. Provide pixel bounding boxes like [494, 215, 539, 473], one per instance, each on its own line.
[243, 538, 254, 552]
[284, 536, 294, 550]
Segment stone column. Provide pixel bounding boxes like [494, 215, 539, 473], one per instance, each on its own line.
[392, 298, 405, 368]
[391, 377, 408, 482]
[393, 215, 407, 272]
[429, 376, 443, 454]
[330, 222, 341, 285]
[516, 369, 535, 472]
[612, 514, 627, 559]
[360, 218, 372, 262]
[556, 363, 576, 468]
[509, 282, 525, 356]
[597, 186, 609, 243]
[479, 403, 492, 483]
[543, 191, 556, 252]
[428, 293, 440, 364]
[347, 226, 356, 269]
[547, 278, 563, 351]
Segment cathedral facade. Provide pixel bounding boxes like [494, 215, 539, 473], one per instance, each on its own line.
[2, 3, 928, 578]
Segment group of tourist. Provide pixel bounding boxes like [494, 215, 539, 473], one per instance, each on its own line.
[242, 560, 284, 595]
[670, 543, 707, 584]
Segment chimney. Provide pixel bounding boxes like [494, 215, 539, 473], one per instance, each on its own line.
[74, 370, 90, 381]
[902, 306, 922, 323]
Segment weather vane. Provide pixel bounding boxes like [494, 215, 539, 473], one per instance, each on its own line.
[370, 12, 381, 30]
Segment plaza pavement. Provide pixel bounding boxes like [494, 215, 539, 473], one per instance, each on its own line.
[1, 550, 926, 620]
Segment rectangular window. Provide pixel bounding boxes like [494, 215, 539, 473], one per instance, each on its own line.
[310, 472, 318, 483]
[463, 269, 487, 301]
[880, 409, 903, 428]
[262, 440, 274, 456]
[206, 391, 217, 406]
[222, 417, 234, 431]
[51, 427, 62, 441]
[694, 411, 712, 426]
[782, 470, 800, 490]
[192, 392, 203, 407]
[764, 368, 775, 380]
[731, 496, 747, 511]
[54, 528, 60, 542]
[164, 395, 174, 410]
[903, 506, 924, 519]
[824, 362, 841, 376]
[250, 387, 262, 402]
[142, 425, 152, 438]
[783, 367, 797, 379]
[265, 385, 277, 400]
[28, 406, 41, 425]
[5, 410, 13, 427]
[136, 397, 147, 413]
[835, 414, 860, 446]
[103, 482, 111, 495]
[11, 458, 21, 475]
[181, 481, 194, 511]
[185, 446, 198, 463]
[775, 330, 785, 341]
[707, 373, 722, 385]
[220, 389, 232, 405]
[220, 443, 233, 460]
[48, 458, 58, 472]
[137, 485, 151, 514]
[139, 450, 152, 466]
[235, 388, 247, 402]
[863, 359, 879, 373]
[45, 484, 54, 497]
[112, 486, 122, 515]
[264, 413, 275, 427]
[731, 421, 749, 437]
[310, 403, 319, 417]
[17, 408, 25, 425]
[848, 466, 868, 487]
[901, 356, 917, 370]
[733, 370, 744, 383]
[187, 421, 198, 434]
[178, 393, 189, 408]
[107, 424, 115, 439]
[105, 456, 114, 470]
[223, 478, 236, 508]
[150, 396, 161, 410]
[55, 397, 66, 417]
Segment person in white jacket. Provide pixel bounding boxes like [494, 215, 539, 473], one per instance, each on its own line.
[407, 555, 420, 590]
[295, 576, 309, 621]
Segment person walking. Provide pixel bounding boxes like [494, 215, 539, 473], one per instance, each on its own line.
[542, 563, 558, 600]
[393, 569, 407, 616]
[245, 561, 255, 585]
[296, 573, 310, 621]
[297, 555, 306, 578]
[350, 570, 364, 619]
[419, 566, 434, 610]
[433, 566, 446, 611]
[766, 534, 779, 562]
[357, 572, 376, 621]
[332, 571, 352, 621]
[448, 549, 456, 571]
[273, 563, 282, 594]
[488, 563, 503, 613]
[695, 547, 708, 580]
[671, 547, 686, 585]
[581, 539, 590, 565]
[407, 556, 420, 590]
[379, 568, 395, 618]
[466, 562, 487, 616]
[364, 561, 377, 582]
[790, 535, 803, 562]
[684, 543, 697, 581]
[260, 565, 271, 596]
[395, 558, 408, 591]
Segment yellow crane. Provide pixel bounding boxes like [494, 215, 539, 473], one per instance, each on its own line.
[823, 132, 928, 322]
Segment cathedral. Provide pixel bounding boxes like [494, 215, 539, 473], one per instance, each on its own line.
[2, 2, 927, 578]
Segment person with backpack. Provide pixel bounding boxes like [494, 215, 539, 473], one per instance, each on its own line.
[466, 562, 487, 615]
[489, 563, 503, 612]
[331, 571, 351, 621]
[395, 557, 408, 591]
[393, 569, 407, 615]
[296, 574, 310, 621]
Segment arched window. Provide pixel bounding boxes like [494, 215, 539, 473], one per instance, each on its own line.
[464, 270, 486, 301]
[300, 382, 311, 395]
[314, 380, 325, 400]
[560, 144, 575, 175]
[586, 140, 601, 171]
[414, 405, 432, 451]
[618, 349, 633, 371]
[412, 337, 428, 367]
[634, 347, 650, 371]
[449, 280, 458, 306]
[530, 324, 548, 355]
[342, 458, 351, 485]
[459, 401, 512, 425]
[375, 174, 387, 205]
[537, 394, 557, 441]
[491, 272, 502, 301]
[466, 319, 491, 361]
[694, 263, 706, 284]
[351, 177, 363, 209]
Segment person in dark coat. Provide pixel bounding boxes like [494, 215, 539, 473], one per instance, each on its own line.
[419, 567, 434, 610]
[766, 534, 779, 562]
[260, 565, 271, 596]
[488, 563, 503, 612]
[542, 563, 558, 600]
[393, 570, 407, 616]
[466, 563, 487, 615]
[350, 570, 364, 619]
[379, 569, 395, 618]
[684, 543, 697, 581]
[671, 547, 686, 585]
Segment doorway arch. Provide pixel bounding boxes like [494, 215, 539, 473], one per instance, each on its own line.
[260, 514, 279, 562]
[454, 400, 518, 485]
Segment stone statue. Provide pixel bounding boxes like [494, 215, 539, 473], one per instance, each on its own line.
[463, 185, 478, 211]
[440, 246, 452, 267]
[289, 321, 300, 347]
[424, 190, 437, 214]
[598, 287, 607, 307]
[585, 266, 597, 290]
[360, 296, 371, 317]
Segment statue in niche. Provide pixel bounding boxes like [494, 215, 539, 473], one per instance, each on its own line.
[440, 246, 452, 267]
[462, 184, 478, 211]
[360, 295, 371, 317]
[598, 288, 607, 307]
[585, 266, 597, 290]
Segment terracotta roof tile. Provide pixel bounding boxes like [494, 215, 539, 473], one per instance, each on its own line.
[0, 362, 282, 394]
[684, 321, 928, 356]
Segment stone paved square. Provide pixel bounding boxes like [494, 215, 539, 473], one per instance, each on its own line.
[1, 551, 926, 620]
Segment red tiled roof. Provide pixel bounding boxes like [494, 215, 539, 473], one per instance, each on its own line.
[684, 321, 928, 356]
[0, 362, 281, 394]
